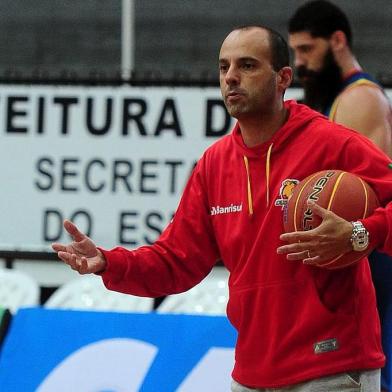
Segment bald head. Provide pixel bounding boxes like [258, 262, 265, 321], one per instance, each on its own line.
[221, 26, 290, 72]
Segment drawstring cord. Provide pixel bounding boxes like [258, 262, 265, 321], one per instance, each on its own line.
[266, 143, 273, 207]
[243, 143, 273, 215]
[243, 156, 254, 215]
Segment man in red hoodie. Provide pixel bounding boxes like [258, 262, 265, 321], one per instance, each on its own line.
[53, 26, 392, 391]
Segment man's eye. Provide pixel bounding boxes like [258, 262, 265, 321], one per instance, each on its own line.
[219, 65, 228, 72]
[301, 47, 312, 54]
[243, 63, 254, 69]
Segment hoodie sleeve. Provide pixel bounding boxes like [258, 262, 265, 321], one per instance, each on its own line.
[338, 133, 392, 255]
[99, 157, 221, 297]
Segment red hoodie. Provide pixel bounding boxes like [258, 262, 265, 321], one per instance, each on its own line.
[100, 101, 392, 387]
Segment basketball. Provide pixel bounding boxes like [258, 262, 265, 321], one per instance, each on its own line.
[283, 170, 379, 269]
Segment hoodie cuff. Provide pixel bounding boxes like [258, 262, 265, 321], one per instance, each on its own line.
[360, 211, 388, 250]
[95, 247, 129, 282]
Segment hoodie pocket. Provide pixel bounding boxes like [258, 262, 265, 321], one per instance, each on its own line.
[227, 278, 358, 365]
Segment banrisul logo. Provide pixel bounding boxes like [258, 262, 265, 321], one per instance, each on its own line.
[210, 203, 243, 216]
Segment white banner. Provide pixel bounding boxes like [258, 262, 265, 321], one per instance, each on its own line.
[0, 86, 236, 249]
[1, 85, 388, 250]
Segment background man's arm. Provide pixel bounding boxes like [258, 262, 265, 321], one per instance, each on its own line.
[334, 85, 392, 157]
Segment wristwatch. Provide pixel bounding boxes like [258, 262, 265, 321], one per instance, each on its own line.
[350, 221, 369, 251]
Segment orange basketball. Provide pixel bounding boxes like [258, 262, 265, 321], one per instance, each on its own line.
[283, 170, 379, 269]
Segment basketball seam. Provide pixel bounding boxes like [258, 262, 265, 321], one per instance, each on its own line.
[293, 172, 321, 231]
[358, 178, 369, 218]
[326, 172, 345, 211]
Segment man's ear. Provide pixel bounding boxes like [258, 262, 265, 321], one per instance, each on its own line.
[278, 66, 293, 90]
[329, 30, 347, 51]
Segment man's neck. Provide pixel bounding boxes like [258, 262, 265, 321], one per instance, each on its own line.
[239, 106, 288, 147]
[337, 50, 361, 79]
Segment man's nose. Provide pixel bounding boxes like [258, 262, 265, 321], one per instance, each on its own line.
[294, 53, 305, 68]
[225, 66, 240, 85]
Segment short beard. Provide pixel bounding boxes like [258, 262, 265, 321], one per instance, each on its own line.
[225, 101, 248, 118]
[297, 49, 343, 114]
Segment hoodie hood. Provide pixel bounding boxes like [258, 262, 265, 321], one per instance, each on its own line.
[231, 100, 323, 213]
[232, 100, 323, 158]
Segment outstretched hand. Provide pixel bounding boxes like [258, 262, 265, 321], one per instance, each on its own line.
[52, 220, 107, 274]
[277, 201, 353, 267]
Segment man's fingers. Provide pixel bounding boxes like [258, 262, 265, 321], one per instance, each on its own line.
[279, 231, 315, 245]
[79, 257, 89, 274]
[303, 255, 322, 265]
[52, 243, 66, 252]
[57, 251, 91, 274]
[284, 250, 309, 261]
[307, 200, 328, 219]
[282, 249, 323, 264]
[58, 251, 80, 269]
[63, 219, 85, 242]
[57, 251, 73, 264]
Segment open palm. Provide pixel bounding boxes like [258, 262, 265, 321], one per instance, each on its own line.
[52, 220, 106, 274]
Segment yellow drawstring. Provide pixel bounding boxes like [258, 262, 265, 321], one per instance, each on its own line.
[243, 156, 254, 215]
[266, 144, 273, 207]
[243, 143, 273, 215]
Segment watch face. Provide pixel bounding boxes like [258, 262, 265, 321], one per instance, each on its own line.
[356, 234, 368, 249]
[351, 222, 369, 251]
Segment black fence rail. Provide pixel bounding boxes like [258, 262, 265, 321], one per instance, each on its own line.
[1, 69, 392, 88]
[0, 250, 59, 269]
[0, 69, 221, 87]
